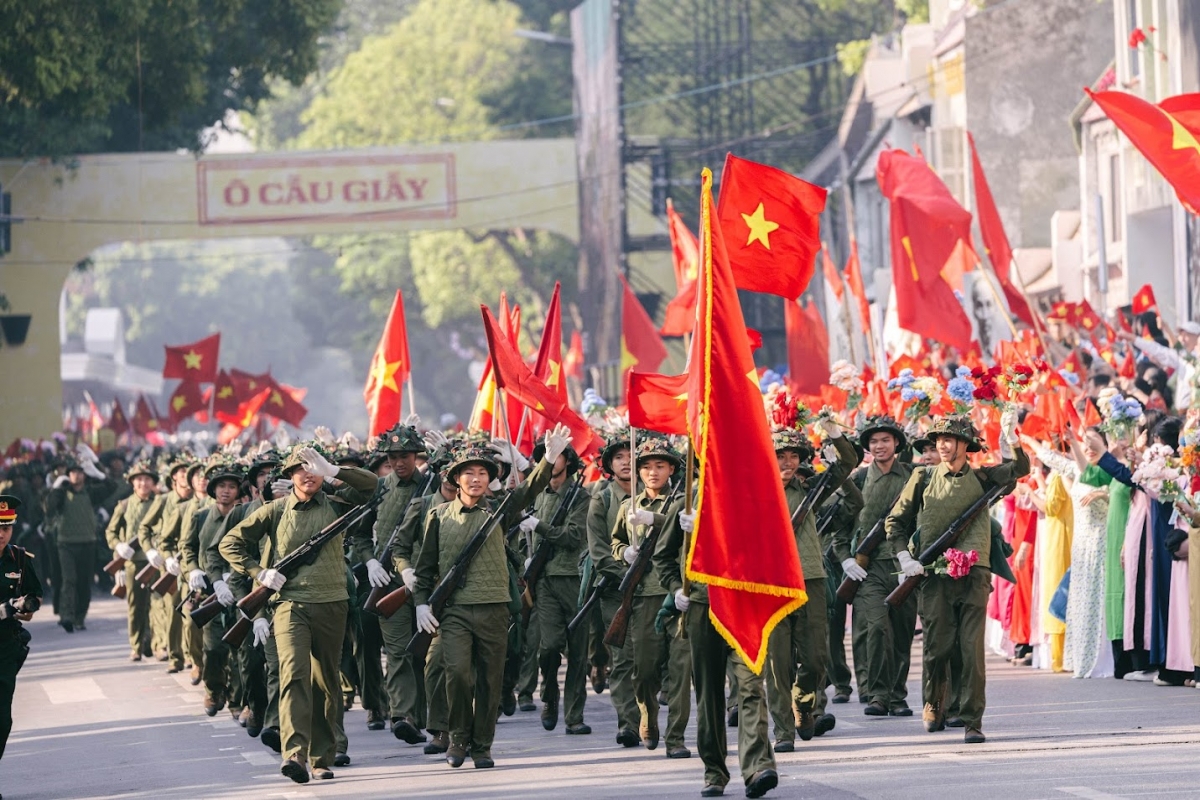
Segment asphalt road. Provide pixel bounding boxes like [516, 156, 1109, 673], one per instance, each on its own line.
[5, 596, 1200, 799]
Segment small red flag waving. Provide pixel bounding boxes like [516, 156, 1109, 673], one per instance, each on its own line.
[619, 277, 669, 389]
[626, 372, 689, 435]
[661, 199, 701, 336]
[1131, 283, 1158, 315]
[108, 401, 130, 437]
[364, 290, 412, 437]
[211, 369, 241, 417]
[687, 167, 806, 673]
[716, 154, 827, 299]
[968, 133, 1035, 327]
[168, 381, 206, 424]
[163, 334, 220, 383]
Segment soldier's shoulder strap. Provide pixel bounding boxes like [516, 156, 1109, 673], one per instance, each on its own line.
[851, 466, 868, 491]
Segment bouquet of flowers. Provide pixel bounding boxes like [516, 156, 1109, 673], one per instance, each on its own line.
[1132, 443, 1185, 503]
[932, 547, 979, 579]
[999, 363, 1036, 402]
[765, 384, 813, 430]
[1098, 392, 1142, 441]
[1179, 429, 1200, 472]
[888, 369, 944, 421]
[829, 359, 865, 410]
[970, 365, 1004, 409]
[945, 366, 977, 414]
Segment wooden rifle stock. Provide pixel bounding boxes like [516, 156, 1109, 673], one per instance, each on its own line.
[104, 540, 138, 576]
[223, 613, 255, 648]
[135, 562, 160, 589]
[568, 575, 611, 634]
[176, 576, 212, 617]
[151, 570, 178, 597]
[835, 486, 906, 603]
[792, 469, 833, 528]
[885, 482, 1012, 608]
[374, 585, 412, 619]
[110, 582, 127, 599]
[603, 484, 682, 648]
[188, 593, 225, 628]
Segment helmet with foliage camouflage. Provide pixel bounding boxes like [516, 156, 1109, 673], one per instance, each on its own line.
[125, 460, 160, 484]
[278, 442, 336, 476]
[926, 414, 983, 453]
[375, 424, 426, 455]
[857, 415, 907, 451]
[634, 432, 683, 471]
[445, 443, 500, 484]
[204, 456, 247, 499]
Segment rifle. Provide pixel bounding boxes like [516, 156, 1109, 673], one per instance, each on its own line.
[363, 471, 437, 616]
[151, 567, 179, 597]
[222, 488, 389, 647]
[520, 475, 585, 623]
[134, 562, 160, 589]
[885, 481, 1012, 608]
[568, 574, 612, 634]
[603, 482, 682, 648]
[176, 575, 213, 617]
[103, 539, 139, 577]
[188, 592, 225, 628]
[403, 493, 516, 661]
[835, 485, 906, 604]
[792, 468, 834, 529]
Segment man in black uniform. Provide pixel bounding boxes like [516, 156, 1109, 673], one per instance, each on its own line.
[0, 495, 43, 761]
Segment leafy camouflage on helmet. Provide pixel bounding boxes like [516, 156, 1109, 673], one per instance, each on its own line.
[246, 447, 281, 481]
[204, 456, 247, 498]
[857, 415, 907, 451]
[599, 426, 632, 475]
[333, 445, 366, 467]
[446, 443, 499, 483]
[376, 424, 426, 455]
[771, 427, 815, 458]
[634, 432, 683, 470]
[926, 414, 983, 453]
[124, 460, 160, 484]
[278, 442, 336, 476]
[161, 450, 195, 479]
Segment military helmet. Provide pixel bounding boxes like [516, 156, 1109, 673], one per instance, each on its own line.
[926, 414, 983, 453]
[278, 442, 335, 476]
[124, 460, 160, 484]
[204, 457, 247, 499]
[857, 415, 907, 451]
[634, 433, 683, 471]
[376, 424, 426, 455]
[599, 428, 632, 476]
[445, 444, 500, 483]
[771, 427, 815, 460]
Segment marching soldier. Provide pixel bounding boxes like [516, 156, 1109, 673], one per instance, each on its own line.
[43, 450, 112, 633]
[833, 416, 918, 717]
[885, 412, 1028, 744]
[221, 444, 377, 783]
[105, 461, 160, 661]
[413, 425, 570, 769]
[0, 495, 43, 762]
[138, 453, 194, 674]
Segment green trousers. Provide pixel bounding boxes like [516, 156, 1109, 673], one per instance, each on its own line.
[536, 575, 589, 726]
[202, 608, 237, 701]
[518, 607, 540, 698]
[663, 613, 692, 749]
[919, 570, 988, 728]
[238, 631, 267, 722]
[425, 631, 448, 733]
[765, 588, 827, 742]
[56, 543, 93, 628]
[264, 625, 280, 729]
[852, 564, 917, 708]
[158, 584, 184, 671]
[275, 599, 347, 768]
[827, 591, 853, 697]
[689, 602, 774, 789]
[379, 599, 423, 725]
[354, 590, 387, 720]
[440, 603, 509, 754]
[124, 561, 152, 657]
[599, 592, 638, 731]
[602, 594, 666, 733]
[183, 614, 204, 673]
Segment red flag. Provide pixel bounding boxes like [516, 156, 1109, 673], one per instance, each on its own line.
[626, 372, 689, 435]
[1119, 346, 1138, 379]
[1076, 300, 1104, 334]
[686, 166, 806, 672]
[481, 306, 602, 458]
[844, 239, 873, 347]
[264, 382, 308, 427]
[230, 369, 272, 399]
[661, 199, 700, 336]
[83, 391, 104, 437]
[108, 401, 130, 437]
[564, 330, 584, 380]
[132, 395, 159, 436]
[968, 133, 1035, 327]
[619, 276, 669, 388]
[533, 283, 568, 404]
[162, 333, 220, 383]
[1082, 398, 1103, 428]
[1086, 90, 1200, 214]
[195, 387, 212, 425]
[468, 361, 498, 434]
[364, 290, 413, 437]
[168, 381, 206, 424]
[1131, 283, 1158, 315]
[216, 387, 271, 443]
[211, 369, 241, 417]
[877, 149, 974, 351]
[716, 153, 827, 299]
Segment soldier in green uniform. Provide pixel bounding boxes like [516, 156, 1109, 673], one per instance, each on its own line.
[654, 499, 778, 799]
[608, 434, 687, 753]
[180, 460, 217, 686]
[885, 412, 1028, 744]
[352, 443, 392, 732]
[350, 424, 429, 745]
[764, 418, 858, 750]
[220, 444, 377, 783]
[817, 473, 863, 722]
[105, 461, 160, 661]
[833, 416, 918, 717]
[413, 424, 569, 769]
[520, 442, 591, 734]
[43, 451, 112, 633]
[139, 453, 194, 674]
[0, 495, 43, 762]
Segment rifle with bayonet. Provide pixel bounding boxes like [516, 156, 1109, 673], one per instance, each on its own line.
[222, 488, 389, 647]
[404, 493, 516, 661]
[885, 481, 1013, 608]
[835, 484, 907, 603]
[362, 470, 437, 616]
[520, 474, 585, 624]
[603, 481, 683, 649]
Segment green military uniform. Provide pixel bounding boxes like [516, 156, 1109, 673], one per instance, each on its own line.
[819, 478, 863, 711]
[652, 495, 774, 793]
[765, 431, 857, 746]
[527, 466, 590, 731]
[220, 448, 377, 772]
[44, 474, 113, 630]
[885, 415, 1029, 736]
[413, 448, 552, 765]
[0, 495, 43, 760]
[179, 492, 212, 683]
[586, 475, 635, 742]
[831, 416, 917, 716]
[139, 477, 193, 673]
[104, 462, 160, 659]
[187, 500, 248, 710]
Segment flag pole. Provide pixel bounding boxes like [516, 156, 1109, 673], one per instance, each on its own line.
[679, 437, 694, 640]
[975, 259, 1019, 340]
[406, 377, 417, 422]
[1007, 255, 1053, 356]
[514, 407, 530, 453]
[496, 389, 521, 489]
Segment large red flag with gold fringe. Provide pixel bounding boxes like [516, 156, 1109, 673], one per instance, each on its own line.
[686, 167, 806, 673]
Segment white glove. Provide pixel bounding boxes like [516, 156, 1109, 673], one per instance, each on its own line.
[365, 559, 390, 589]
[82, 461, 106, 480]
[818, 417, 843, 439]
[401, 567, 417, 593]
[622, 545, 639, 565]
[53, 475, 70, 489]
[403, 413, 421, 428]
[213, 579, 235, 607]
[1000, 409, 1018, 444]
[519, 515, 540, 533]
[627, 507, 654, 528]
[489, 439, 530, 472]
[115, 542, 135, 561]
[674, 589, 690, 612]
[251, 618, 271, 647]
[415, 604, 439, 634]
[822, 444, 838, 464]
[897, 551, 925, 578]
[115, 569, 127, 588]
[679, 512, 695, 533]
[841, 558, 867, 582]
[165, 557, 181, 577]
[146, 549, 166, 570]
[998, 436, 1015, 460]
[270, 479, 292, 497]
[76, 442, 98, 464]
[258, 568, 286, 591]
[188, 569, 207, 591]
[523, 557, 533, 571]
[298, 447, 338, 479]
[313, 425, 336, 446]
[543, 423, 572, 464]
[488, 478, 503, 492]
[423, 430, 449, 457]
